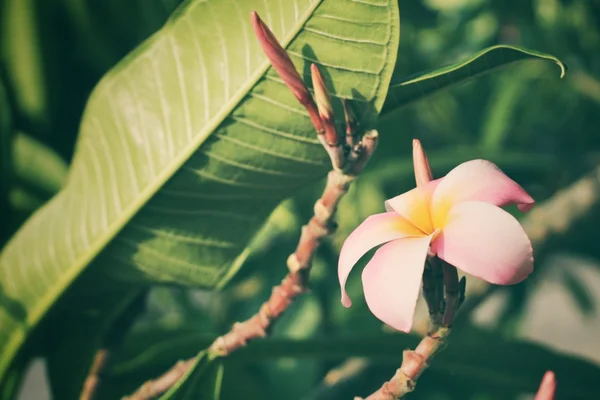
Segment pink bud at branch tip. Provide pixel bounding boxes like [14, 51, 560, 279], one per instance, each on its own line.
[311, 64, 339, 146]
[534, 371, 556, 400]
[342, 99, 358, 147]
[250, 11, 323, 134]
[412, 139, 433, 187]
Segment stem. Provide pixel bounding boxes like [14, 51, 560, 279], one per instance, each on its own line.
[441, 262, 460, 327]
[357, 327, 451, 400]
[124, 130, 377, 400]
[358, 257, 461, 400]
[80, 350, 110, 400]
[124, 12, 379, 397]
[421, 258, 443, 331]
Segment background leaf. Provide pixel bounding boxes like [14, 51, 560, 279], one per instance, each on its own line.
[160, 353, 223, 400]
[0, 76, 12, 241]
[2, 132, 68, 243]
[0, 0, 400, 396]
[11, 132, 68, 199]
[105, 326, 600, 400]
[380, 45, 566, 118]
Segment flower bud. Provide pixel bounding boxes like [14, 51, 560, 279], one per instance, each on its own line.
[342, 99, 358, 147]
[534, 371, 556, 400]
[251, 11, 323, 134]
[311, 64, 338, 146]
[412, 139, 433, 187]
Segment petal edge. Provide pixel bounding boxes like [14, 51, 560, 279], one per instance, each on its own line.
[431, 201, 533, 285]
[361, 236, 433, 332]
[339, 213, 423, 307]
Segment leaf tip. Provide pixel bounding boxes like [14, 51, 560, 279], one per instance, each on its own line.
[557, 60, 567, 79]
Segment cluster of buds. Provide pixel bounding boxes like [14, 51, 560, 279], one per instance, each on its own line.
[250, 11, 376, 173]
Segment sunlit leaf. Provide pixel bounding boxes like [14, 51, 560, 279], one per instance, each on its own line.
[0, 0, 400, 396]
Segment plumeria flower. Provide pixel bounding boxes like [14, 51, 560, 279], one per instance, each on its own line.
[338, 139, 535, 332]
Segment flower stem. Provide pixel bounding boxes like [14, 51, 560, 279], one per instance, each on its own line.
[358, 258, 462, 399]
[124, 144, 375, 399]
[357, 326, 451, 400]
[123, 12, 378, 398]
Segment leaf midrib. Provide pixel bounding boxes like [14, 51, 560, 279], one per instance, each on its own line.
[0, 0, 324, 378]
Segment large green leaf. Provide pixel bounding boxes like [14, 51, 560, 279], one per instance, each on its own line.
[381, 45, 566, 117]
[0, 0, 400, 393]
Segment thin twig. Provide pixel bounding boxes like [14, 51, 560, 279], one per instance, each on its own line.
[80, 349, 111, 400]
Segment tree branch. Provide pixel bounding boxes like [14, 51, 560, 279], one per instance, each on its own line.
[124, 11, 379, 398]
[124, 132, 377, 399]
[357, 256, 461, 400]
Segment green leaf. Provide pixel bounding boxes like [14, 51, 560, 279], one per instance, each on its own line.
[12, 132, 69, 198]
[3, 131, 68, 244]
[381, 45, 566, 117]
[0, 0, 400, 393]
[61, 0, 184, 73]
[160, 352, 224, 400]
[561, 269, 595, 316]
[0, 77, 12, 226]
[1, 0, 49, 128]
[479, 67, 534, 150]
[109, 327, 600, 399]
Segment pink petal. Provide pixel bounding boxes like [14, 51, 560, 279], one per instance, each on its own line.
[339, 213, 424, 307]
[431, 160, 534, 227]
[384, 179, 441, 234]
[361, 236, 433, 332]
[431, 201, 533, 285]
[534, 371, 556, 400]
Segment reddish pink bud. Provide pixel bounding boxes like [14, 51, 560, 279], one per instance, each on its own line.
[342, 99, 358, 147]
[310, 64, 338, 145]
[250, 11, 323, 134]
[534, 371, 556, 400]
[412, 139, 433, 187]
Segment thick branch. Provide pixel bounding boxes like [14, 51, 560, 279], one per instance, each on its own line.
[124, 135, 377, 400]
[357, 326, 450, 400]
[124, 12, 379, 398]
[358, 257, 461, 400]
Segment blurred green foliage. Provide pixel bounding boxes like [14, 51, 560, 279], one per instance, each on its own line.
[2, 0, 600, 399]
